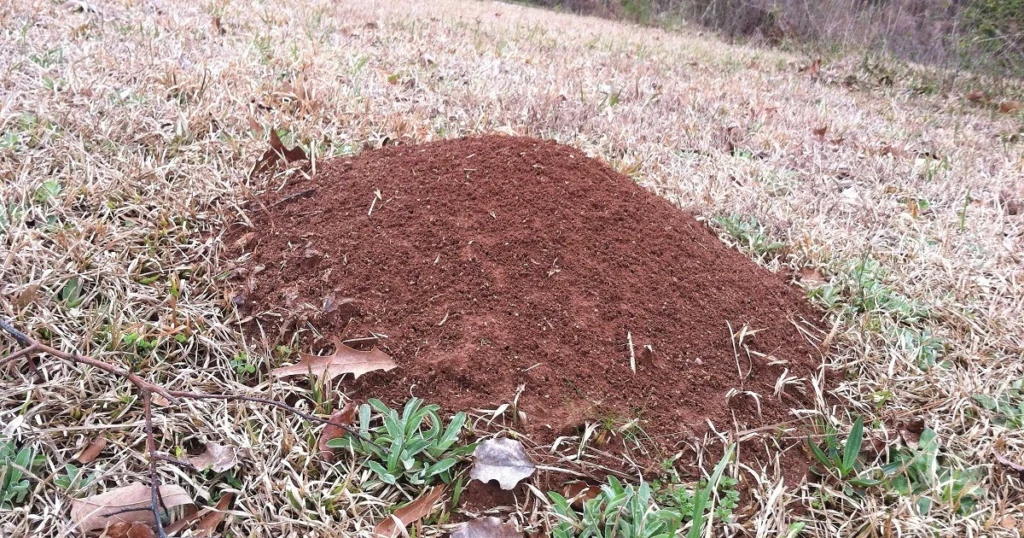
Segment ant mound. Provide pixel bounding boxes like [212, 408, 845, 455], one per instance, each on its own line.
[229, 136, 824, 475]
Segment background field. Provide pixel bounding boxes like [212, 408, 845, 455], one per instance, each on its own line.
[1, 0, 1023, 536]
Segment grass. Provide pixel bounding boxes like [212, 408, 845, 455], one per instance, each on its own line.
[0, 0, 1022, 536]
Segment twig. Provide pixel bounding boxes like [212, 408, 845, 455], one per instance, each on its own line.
[0, 318, 382, 536]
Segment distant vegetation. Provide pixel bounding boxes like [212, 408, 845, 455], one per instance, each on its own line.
[515, 0, 1024, 75]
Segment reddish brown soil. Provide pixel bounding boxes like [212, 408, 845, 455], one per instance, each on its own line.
[228, 136, 824, 478]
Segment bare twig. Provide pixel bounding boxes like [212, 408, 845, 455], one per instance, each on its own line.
[0, 318, 380, 536]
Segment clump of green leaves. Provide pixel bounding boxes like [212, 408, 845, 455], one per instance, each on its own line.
[1, 437, 36, 508]
[230, 352, 257, 377]
[328, 398, 472, 489]
[808, 417, 869, 483]
[973, 381, 1024, 428]
[54, 463, 99, 494]
[713, 214, 784, 259]
[870, 429, 984, 515]
[550, 446, 736, 538]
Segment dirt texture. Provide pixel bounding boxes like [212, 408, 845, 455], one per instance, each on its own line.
[228, 135, 824, 475]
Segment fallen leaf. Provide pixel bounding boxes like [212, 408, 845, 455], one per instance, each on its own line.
[470, 438, 535, 490]
[451, 516, 521, 538]
[799, 267, 826, 285]
[104, 521, 155, 538]
[374, 486, 444, 538]
[15, 283, 40, 309]
[319, 402, 357, 461]
[195, 493, 234, 537]
[71, 483, 193, 532]
[251, 128, 308, 177]
[187, 443, 237, 473]
[999, 101, 1023, 114]
[812, 126, 827, 137]
[966, 90, 984, 103]
[75, 434, 107, 464]
[1000, 515, 1017, 530]
[561, 481, 601, 508]
[210, 16, 224, 35]
[272, 337, 397, 381]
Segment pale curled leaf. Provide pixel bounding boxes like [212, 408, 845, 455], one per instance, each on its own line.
[469, 438, 535, 490]
[451, 517, 521, 538]
[272, 337, 397, 381]
[71, 482, 193, 532]
[187, 443, 237, 473]
[374, 485, 444, 538]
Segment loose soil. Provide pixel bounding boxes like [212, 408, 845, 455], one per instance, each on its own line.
[228, 135, 824, 481]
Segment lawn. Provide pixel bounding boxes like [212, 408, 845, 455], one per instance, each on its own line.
[1, 0, 1023, 536]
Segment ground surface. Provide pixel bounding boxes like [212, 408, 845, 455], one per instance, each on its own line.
[232, 135, 822, 476]
[0, 0, 1023, 536]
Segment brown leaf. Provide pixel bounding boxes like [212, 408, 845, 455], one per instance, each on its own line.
[470, 438, 535, 490]
[251, 129, 308, 177]
[272, 337, 397, 381]
[187, 443, 237, 473]
[999, 101, 1023, 114]
[799, 267, 825, 285]
[451, 516, 522, 538]
[319, 402, 357, 461]
[1000, 515, 1018, 530]
[15, 283, 40, 309]
[374, 486, 445, 538]
[75, 434, 107, 464]
[210, 16, 224, 35]
[966, 90, 985, 103]
[561, 481, 601, 508]
[195, 493, 234, 537]
[71, 483, 193, 532]
[812, 126, 827, 137]
[104, 522, 156, 538]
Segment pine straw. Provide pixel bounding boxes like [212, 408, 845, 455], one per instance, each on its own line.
[1, 0, 1022, 536]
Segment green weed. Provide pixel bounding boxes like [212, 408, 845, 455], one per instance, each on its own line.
[1, 437, 37, 509]
[973, 380, 1024, 428]
[327, 398, 472, 489]
[713, 214, 784, 259]
[549, 445, 736, 538]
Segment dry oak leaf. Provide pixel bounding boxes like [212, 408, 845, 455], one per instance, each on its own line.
[966, 90, 985, 103]
[187, 443, 237, 473]
[75, 434, 107, 464]
[319, 402, 357, 461]
[451, 517, 522, 538]
[374, 485, 445, 538]
[562, 481, 601, 508]
[103, 521, 155, 538]
[195, 492, 234, 537]
[71, 482, 193, 533]
[272, 337, 397, 381]
[250, 128, 308, 177]
[470, 438, 536, 490]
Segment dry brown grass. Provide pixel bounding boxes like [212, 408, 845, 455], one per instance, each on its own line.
[1, 0, 1023, 536]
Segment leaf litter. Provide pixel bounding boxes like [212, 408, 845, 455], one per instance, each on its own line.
[319, 402, 357, 461]
[186, 443, 237, 473]
[469, 438, 535, 490]
[451, 516, 521, 538]
[70, 482, 193, 532]
[271, 336, 397, 381]
[373, 485, 445, 538]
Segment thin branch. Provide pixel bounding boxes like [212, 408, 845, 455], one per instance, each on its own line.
[143, 392, 169, 538]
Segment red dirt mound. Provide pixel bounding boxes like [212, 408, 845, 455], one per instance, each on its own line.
[228, 136, 823, 471]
